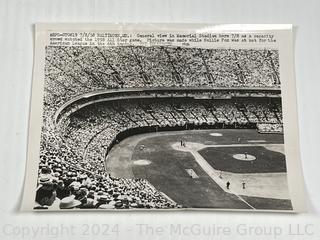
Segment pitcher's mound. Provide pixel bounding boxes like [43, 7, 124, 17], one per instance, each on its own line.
[133, 159, 151, 165]
[233, 154, 256, 161]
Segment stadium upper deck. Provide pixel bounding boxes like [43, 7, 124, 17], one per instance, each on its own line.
[44, 46, 280, 110]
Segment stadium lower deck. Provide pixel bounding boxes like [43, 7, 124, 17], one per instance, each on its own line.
[36, 95, 292, 210]
[106, 129, 292, 210]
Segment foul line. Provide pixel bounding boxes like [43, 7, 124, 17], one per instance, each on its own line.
[181, 147, 256, 210]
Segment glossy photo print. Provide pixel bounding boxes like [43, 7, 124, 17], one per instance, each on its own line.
[21, 23, 306, 212]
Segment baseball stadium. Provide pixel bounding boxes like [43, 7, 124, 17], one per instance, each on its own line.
[35, 46, 292, 211]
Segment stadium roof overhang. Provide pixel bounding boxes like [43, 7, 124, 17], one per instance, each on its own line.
[54, 87, 281, 125]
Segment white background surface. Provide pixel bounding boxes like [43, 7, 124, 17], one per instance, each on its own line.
[0, 0, 319, 239]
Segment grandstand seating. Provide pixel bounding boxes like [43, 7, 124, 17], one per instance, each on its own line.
[44, 46, 280, 109]
[35, 46, 283, 210]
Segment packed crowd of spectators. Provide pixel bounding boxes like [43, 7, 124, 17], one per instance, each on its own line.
[44, 46, 280, 111]
[257, 123, 284, 133]
[36, 45, 283, 209]
[36, 129, 178, 209]
[37, 101, 180, 209]
[58, 98, 282, 172]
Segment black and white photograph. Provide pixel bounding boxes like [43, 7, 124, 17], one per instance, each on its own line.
[4, 0, 320, 238]
[21, 24, 306, 212]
